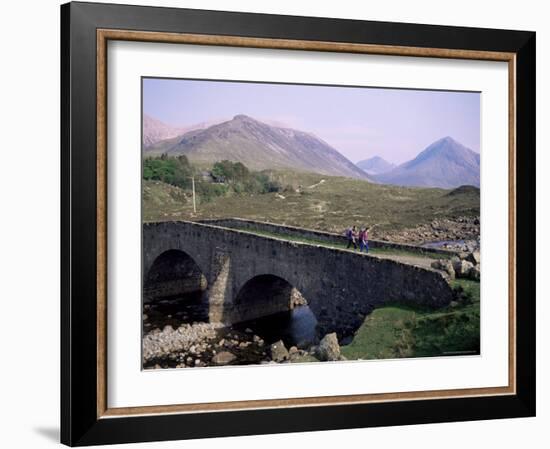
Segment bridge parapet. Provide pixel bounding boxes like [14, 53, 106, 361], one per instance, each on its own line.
[197, 217, 458, 257]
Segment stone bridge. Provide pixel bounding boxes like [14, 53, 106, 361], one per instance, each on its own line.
[143, 221, 453, 338]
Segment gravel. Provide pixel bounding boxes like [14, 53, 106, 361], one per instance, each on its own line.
[142, 322, 223, 362]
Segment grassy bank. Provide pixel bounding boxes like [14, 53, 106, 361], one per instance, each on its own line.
[340, 279, 480, 360]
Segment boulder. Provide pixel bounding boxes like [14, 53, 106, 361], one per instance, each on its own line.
[431, 259, 455, 279]
[441, 260, 456, 279]
[316, 333, 341, 361]
[211, 351, 236, 365]
[290, 288, 308, 308]
[452, 259, 474, 278]
[270, 340, 289, 362]
[466, 250, 481, 265]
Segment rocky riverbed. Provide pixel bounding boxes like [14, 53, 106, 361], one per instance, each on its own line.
[142, 292, 332, 369]
[142, 299, 351, 370]
[142, 322, 336, 369]
[143, 297, 344, 368]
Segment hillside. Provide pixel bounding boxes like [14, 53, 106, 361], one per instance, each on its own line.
[144, 114, 370, 180]
[373, 137, 480, 188]
[356, 156, 396, 175]
[143, 170, 480, 236]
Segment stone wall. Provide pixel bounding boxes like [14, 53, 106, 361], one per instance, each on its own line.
[143, 220, 454, 339]
[197, 218, 457, 257]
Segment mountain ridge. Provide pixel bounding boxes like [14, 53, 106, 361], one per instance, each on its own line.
[145, 114, 371, 180]
[143, 114, 225, 147]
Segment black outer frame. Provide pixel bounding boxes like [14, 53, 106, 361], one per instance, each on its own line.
[60, 1, 536, 446]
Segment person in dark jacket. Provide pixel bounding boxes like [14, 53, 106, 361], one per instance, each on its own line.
[346, 225, 358, 250]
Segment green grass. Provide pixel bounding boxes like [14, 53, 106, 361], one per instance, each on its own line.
[143, 169, 479, 235]
[340, 279, 480, 360]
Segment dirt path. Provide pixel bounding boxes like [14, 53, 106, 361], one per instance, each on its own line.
[307, 179, 325, 189]
[371, 252, 439, 271]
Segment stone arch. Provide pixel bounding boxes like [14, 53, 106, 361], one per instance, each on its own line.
[143, 249, 207, 303]
[229, 274, 309, 324]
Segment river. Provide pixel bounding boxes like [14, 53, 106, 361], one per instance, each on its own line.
[143, 293, 319, 368]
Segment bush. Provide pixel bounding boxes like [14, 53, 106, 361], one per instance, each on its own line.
[211, 160, 249, 183]
[143, 156, 281, 200]
[143, 154, 193, 189]
[195, 182, 228, 203]
[211, 161, 282, 195]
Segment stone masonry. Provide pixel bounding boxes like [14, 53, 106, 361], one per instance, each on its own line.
[143, 221, 454, 339]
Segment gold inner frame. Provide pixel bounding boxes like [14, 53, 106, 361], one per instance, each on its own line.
[96, 29, 517, 419]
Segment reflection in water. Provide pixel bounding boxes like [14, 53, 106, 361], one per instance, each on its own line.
[234, 305, 318, 349]
[143, 291, 209, 332]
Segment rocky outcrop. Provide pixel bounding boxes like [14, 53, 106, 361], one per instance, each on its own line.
[452, 258, 475, 278]
[431, 259, 455, 279]
[316, 333, 341, 361]
[432, 247, 481, 282]
[375, 216, 480, 246]
[466, 250, 481, 265]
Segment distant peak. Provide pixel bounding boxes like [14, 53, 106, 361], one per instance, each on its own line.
[233, 114, 254, 121]
[438, 136, 457, 144]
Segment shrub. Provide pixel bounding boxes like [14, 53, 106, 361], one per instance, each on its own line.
[143, 154, 193, 189]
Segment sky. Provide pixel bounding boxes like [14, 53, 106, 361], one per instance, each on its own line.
[143, 78, 480, 165]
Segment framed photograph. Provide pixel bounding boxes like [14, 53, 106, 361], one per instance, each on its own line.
[61, 1, 536, 446]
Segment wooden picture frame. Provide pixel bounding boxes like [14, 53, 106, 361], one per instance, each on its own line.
[61, 1, 536, 446]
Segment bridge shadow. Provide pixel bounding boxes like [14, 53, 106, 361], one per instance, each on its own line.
[226, 274, 322, 348]
[143, 249, 210, 330]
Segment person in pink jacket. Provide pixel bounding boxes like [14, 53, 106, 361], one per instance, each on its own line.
[359, 226, 369, 253]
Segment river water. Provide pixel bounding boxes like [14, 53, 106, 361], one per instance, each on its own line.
[234, 305, 318, 349]
[421, 239, 466, 249]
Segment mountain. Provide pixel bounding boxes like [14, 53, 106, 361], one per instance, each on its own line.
[143, 115, 187, 147]
[145, 114, 370, 180]
[373, 137, 480, 188]
[356, 156, 396, 175]
[143, 115, 225, 147]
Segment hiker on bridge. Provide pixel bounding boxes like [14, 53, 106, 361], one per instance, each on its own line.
[346, 225, 358, 250]
[359, 226, 370, 253]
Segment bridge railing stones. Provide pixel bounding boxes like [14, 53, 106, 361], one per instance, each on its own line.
[196, 218, 458, 257]
[143, 220, 454, 339]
